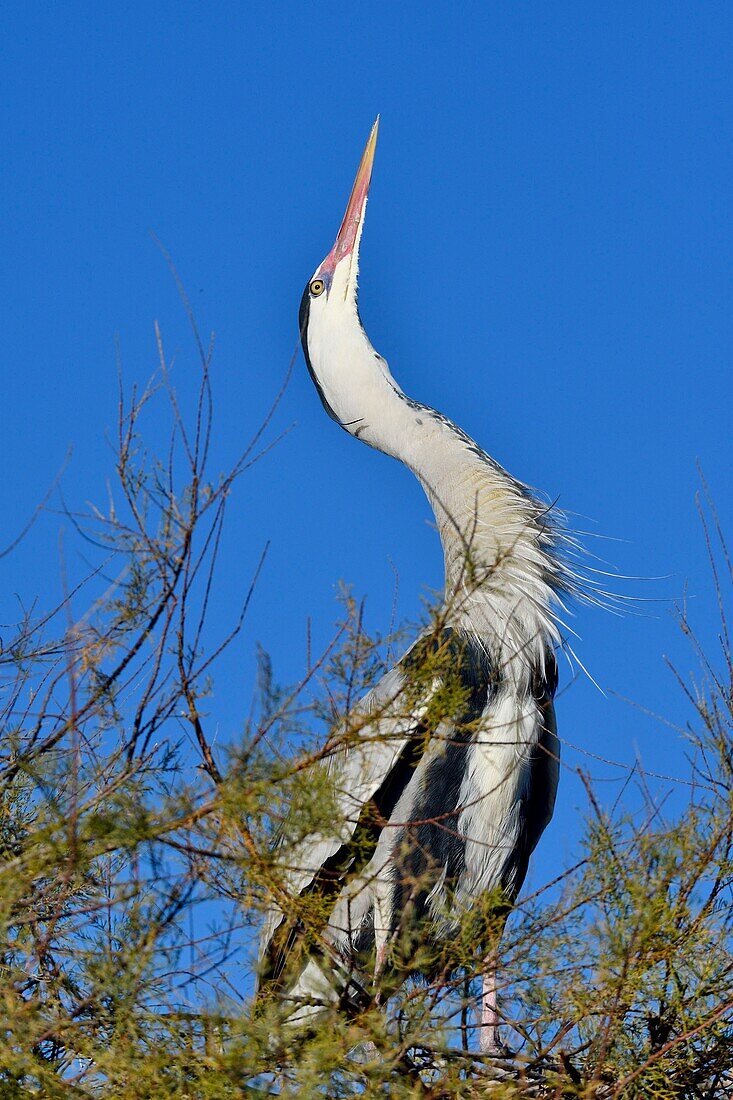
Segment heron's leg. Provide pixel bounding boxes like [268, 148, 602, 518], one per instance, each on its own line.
[479, 952, 507, 1056]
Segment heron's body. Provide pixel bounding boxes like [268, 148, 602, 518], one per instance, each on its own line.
[257, 121, 568, 1051]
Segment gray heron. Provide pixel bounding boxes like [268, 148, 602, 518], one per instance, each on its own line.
[258, 119, 570, 1055]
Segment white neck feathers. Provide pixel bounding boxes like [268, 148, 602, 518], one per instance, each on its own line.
[304, 294, 566, 685]
[393, 403, 563, 682]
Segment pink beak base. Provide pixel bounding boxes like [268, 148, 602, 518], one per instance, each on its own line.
[319, 117, 379, 280]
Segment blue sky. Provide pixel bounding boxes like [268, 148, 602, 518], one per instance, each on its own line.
[2, 3, 731, 893]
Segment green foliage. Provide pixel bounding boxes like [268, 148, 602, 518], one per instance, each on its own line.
[1, 311, 731, 1097]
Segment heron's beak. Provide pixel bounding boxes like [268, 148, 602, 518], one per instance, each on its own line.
[319, 117, 379, 292]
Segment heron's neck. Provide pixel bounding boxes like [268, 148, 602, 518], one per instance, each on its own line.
[361, 378, 562, 674]
[307, 308, 562, 674]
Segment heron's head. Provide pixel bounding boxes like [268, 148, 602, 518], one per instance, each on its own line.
[299, 119, 399, 435]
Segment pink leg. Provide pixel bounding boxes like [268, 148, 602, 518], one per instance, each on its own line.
[479, 956, 506, 1055]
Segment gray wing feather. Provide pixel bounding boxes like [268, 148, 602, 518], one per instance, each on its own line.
[257, 649, 436, 969]
[524, 697, 559, 859]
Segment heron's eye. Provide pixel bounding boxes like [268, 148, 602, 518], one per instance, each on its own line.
[310, 279, 325, 297]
